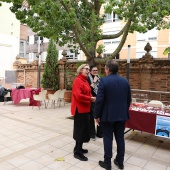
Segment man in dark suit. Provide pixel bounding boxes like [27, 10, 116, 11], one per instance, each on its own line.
[94, 60, 131, 170]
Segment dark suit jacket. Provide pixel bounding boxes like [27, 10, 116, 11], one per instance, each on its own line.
[94, 73, 131, 122]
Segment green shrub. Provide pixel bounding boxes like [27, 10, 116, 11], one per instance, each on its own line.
[41, 39, 59, 90]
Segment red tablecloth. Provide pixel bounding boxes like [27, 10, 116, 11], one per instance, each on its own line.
[11, 88, 41, 106]
[126, 104, 170, 134]
[12, 88, 32, 105]
[29, 88, 41, 106]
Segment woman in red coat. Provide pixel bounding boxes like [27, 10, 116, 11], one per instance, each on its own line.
[71, 64, 96, 161]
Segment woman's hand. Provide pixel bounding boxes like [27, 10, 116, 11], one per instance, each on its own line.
[90, 97, 96, 102]
[93, 76, 98, 83]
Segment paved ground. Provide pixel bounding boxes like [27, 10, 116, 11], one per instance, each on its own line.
[0, 99, 170, 170]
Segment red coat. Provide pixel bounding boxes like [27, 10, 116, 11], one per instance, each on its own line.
[71, 74, 92, 116]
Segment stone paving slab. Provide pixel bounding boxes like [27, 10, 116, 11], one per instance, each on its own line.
[0, 100, 170, 170]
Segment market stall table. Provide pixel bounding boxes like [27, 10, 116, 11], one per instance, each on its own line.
[126, 103, 170, 134]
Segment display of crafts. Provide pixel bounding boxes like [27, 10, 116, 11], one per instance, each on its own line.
[131, 102, 170, 116]
[132, 102, 144, 107]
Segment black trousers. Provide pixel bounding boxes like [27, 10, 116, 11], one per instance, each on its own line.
[102, 121, 125, 166]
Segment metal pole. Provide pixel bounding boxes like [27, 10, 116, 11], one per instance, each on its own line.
[38, 36, 41, 88]
[126, 45, 131, 81]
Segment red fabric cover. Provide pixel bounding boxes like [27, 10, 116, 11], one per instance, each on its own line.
[12, 88, 32, 105]
[126, 106, 170, 134]
[71, 74, 92, 116]
[126, 109, 156, 134]
[29, 88, 41, 106]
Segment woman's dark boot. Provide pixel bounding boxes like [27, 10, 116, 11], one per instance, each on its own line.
[74, 142, 88, 161]
[74, 152, 88, 161]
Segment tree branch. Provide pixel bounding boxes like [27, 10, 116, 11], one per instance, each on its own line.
[60, 0, 85, 35]
[94, 18, 132, 63]
[94, 0, 101, 14]
[101, 21, 129, 40]
[72, 27, 92, 58]
[59, 1, 92, 59]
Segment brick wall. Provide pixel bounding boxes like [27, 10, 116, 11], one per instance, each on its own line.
[13, 52, 170, 103]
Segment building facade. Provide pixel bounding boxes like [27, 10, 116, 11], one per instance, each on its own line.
[0, 2, 20, 78]
[1, 2, 170, 69]
[100, 4, 170, 60]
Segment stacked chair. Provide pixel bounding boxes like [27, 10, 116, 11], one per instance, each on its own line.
[58, 89, 66, 107]
[32, 90, 47, 109]
[4, 91, 12, 105]
[48, 89, 66, 109]
[48, 89, 61, 109]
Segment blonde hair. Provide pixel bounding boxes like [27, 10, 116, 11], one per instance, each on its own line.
[77, 64, 89, 74]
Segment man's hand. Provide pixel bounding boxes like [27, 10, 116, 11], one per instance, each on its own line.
[94, 118, 100, 126]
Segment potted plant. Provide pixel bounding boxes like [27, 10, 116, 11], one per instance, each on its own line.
[96, 44, 105, 58]
[65, 70, 75, 90]
[41, 39, 59, 94]
[64, 68, 76, 102]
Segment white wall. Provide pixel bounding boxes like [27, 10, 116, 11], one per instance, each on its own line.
[0, 2, 20, 78]
[0, 34, 20, 77]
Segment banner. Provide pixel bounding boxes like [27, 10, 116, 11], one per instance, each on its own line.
[155, 115, 170, 138]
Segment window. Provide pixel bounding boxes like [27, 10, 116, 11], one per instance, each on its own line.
[19, 40, 27, 58]
[34, 35, 38, 43]
[34, 36, 43, 44]
[112, 40, 120, 44]
[66, 50, 78, 60]
[148, 37, 157, 41]
[66, 55, 74, 59]
[150, 51, 157, 58]
[113, 12, 119, 22]
[103, 40, 112, 45]
[105, 12, 119, 23]
[137, 33, 147, 42]
[103, 53, 119, 59]
[137, 28, 158, 42]
[103, 31, 120, 44]
[103, 39, 120, 45]
[104, 53, 112, 58]
[136, 52, 145, 59]
[105, 13, 112, 23]
[136, 51, 157, 58]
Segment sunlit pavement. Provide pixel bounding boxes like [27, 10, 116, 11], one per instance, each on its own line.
[0, 99, 170, 170]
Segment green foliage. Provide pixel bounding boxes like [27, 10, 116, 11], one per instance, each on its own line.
[41, 39, 59, 90]
[76, 61, 85, 68]
[98, 71, 104, 78]
[64, 61, 85, 90]
[163, 47, 170, 55]
[0, 0, 170, 64]
[64, 69, 76, 90]
[96, 44, 105, 55]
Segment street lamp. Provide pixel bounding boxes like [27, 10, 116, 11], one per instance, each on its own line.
[126, 45, 131, 82]
[37, 36, 41, 88]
